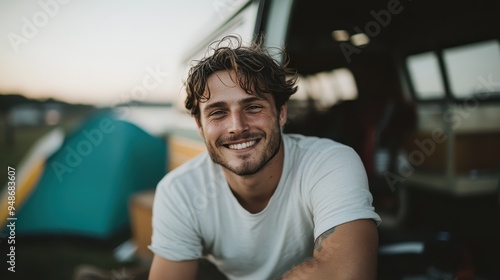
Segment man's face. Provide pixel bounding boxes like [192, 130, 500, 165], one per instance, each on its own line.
[196, 70, 286, 176]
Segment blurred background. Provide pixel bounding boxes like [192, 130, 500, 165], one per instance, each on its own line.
[1, 0, 500, 279]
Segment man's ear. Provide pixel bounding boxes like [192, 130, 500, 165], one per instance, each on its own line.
[279, 104, 287, 127]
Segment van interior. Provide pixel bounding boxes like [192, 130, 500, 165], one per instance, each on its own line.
[276, 0, 500, 278]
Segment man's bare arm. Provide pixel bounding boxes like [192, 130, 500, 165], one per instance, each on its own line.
[149, 255, 198, 280]
[280, 219, 378, 280]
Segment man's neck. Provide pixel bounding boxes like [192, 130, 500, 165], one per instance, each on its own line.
[223, 141, 285, 214]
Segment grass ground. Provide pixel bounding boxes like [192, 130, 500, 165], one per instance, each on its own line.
[0, 232, 145, 280]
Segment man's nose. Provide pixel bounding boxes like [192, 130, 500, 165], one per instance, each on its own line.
[228, 111, 249, 134]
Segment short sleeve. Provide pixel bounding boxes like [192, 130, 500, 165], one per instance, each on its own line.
[307, 145, 381, 241]
[148, 176, 203, 261]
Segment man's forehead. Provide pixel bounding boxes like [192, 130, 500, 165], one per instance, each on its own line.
[202, 73, 272, 104]
[206, 70, 238, 87]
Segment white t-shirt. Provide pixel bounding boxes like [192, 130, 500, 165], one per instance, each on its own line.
[150, 134, 381, 280]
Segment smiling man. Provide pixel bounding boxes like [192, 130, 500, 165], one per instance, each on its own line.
[148, 35, 381, 280]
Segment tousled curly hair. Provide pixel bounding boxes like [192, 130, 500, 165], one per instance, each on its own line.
[184, 35, 298, 120]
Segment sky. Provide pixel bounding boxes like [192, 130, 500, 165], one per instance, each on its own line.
[0, 0, 234, 106]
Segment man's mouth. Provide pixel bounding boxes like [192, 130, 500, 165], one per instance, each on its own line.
[227, 140, 257, 150]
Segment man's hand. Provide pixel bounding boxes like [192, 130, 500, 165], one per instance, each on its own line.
[280, 219, 378, 280]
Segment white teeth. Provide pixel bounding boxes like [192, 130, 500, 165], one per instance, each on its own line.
[228, 140, 256, 150]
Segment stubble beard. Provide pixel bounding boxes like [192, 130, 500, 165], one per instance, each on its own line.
[205, 124, 282, 176]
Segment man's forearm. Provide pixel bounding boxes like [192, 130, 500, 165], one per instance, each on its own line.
[278, 227, 337, 279]
[278, 220, 378, 280]
[278, 256, 334, 280]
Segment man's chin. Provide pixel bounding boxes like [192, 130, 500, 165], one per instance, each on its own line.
[228, 167, 260, 176]
[221, 160, 261, 176]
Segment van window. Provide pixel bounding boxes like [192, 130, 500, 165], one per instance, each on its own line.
[443, 40, 500, 98]
[406, 52, 445, 100]
[294, 68, 358, 109]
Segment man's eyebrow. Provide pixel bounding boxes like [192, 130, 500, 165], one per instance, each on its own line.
[203, 96, 267, 113]
[203, 101, 227, 113]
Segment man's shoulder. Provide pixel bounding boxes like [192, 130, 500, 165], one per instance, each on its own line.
[284, 133, 352, 156]
[157, 152, 213, 190]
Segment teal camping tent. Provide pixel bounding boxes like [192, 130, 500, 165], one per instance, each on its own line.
[14, 111, 167, 239]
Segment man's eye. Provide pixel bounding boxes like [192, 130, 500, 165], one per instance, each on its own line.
[247, 105, 263, 111]
[210, 110, 225, 117]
